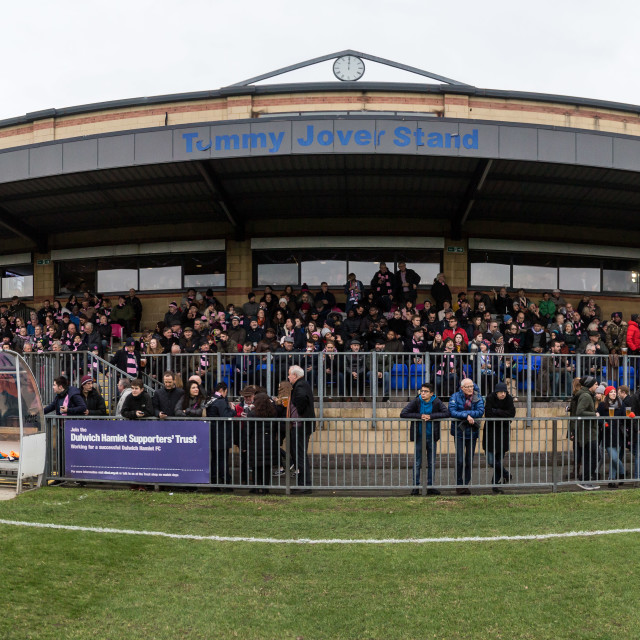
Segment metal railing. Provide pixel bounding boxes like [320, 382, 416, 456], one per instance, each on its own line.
[26, 351, 640, 418]
[44, 414, 640, 493]
[23, 352, 155, 414]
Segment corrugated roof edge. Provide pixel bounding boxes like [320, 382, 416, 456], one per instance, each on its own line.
[1, 82, 639, 129]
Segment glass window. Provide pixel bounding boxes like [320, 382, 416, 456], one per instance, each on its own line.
[56, 260, 96, 295]
[2, 264, 33, 299]
[469, 251, 511, 287]
[257, 263, 299, 287]
[403, 262, 440, 286]
[300, 260, 346, 286]
[559, 267, 600, 292]
[139, 266, 181, 291]
[603, 269, 639, 293]
[254, 251, 299, 287]
[513, 265, 557, 290]
[97, 269, 138, 293]
[183, 253, 226, 288]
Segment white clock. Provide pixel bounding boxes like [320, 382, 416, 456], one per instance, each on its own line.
[333, 55, 365, 81]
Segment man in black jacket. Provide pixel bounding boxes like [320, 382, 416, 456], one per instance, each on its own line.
[121, 379, 153, 419]
[152, 371, 184, 419]
[206, 382, 236, 487]
[110, 338, 141, 377]
[287, 365, 316, 492]
[400, 383, 450, 495]
[394, 261, 421, 305]
[44, 376, 87, 416]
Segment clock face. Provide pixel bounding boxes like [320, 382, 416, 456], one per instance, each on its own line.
[333, 55, 365, 81]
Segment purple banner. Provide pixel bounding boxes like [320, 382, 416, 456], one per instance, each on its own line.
[64, 420, 210, 483]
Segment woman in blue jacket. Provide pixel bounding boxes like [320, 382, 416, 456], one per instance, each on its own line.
[448, 378, 485, 494]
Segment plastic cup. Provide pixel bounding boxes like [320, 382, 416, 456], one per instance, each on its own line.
[609, 407, 615, 417]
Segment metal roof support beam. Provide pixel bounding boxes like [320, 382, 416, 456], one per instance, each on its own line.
[451, 159, 493, 240]
[0, 205, 47, 252]
[195, 162, 244, 241]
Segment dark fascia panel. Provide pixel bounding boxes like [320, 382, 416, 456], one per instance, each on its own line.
[2, 82, 639, 129]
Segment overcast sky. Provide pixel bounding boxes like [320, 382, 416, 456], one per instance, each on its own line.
[2, 0, 639, 122]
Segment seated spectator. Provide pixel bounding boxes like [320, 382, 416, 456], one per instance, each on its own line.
[79, 374, 107, 416]
[578, 330, 609, 355]
[522, 320, 547, 353]
[181, 288, 203, 310]
[314, 282, 336, 309]
[443, 317, 469, 345]
[83, 321, 102, 357]
[153, 371, 185, 419]
[121, 379, 153, 419]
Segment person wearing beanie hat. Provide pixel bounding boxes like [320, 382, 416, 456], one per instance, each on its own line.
[605, 311, 628, 352]
[79, 373, 107, 416]
[628, 314, 640, 355]
[570, 376, 600, 489]
[483, 380, 516, 492]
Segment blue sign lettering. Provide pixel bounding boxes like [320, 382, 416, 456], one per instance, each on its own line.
[182, 125, 480, 154]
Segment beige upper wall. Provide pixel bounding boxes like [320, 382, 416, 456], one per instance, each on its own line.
[1, 90, 639, 150]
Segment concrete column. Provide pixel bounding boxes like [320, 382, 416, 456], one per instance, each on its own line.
[33, 254, 54, 302]
[442, 239, 468, 293]
[224, 239, 252, 305]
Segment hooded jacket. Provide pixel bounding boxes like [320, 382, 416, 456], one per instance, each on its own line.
[448, 382, 485, 438]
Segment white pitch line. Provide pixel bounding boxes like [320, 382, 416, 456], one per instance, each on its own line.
[1, 519, 640, 544]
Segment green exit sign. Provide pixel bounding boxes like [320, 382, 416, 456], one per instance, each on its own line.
[447, 247, 464, 253]
[36, 259, 51, 265]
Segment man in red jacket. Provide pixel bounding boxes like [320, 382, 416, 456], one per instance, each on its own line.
[442, 317, 469, 345]
[627, 314, 640, 354]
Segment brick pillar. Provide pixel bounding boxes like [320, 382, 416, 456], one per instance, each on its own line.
[33, 254, 54, 302]
[224, 239, 252, 305]
[442, 239, 468, 293]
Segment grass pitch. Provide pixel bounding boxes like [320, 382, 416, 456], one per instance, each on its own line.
[2, 488, 640, 639]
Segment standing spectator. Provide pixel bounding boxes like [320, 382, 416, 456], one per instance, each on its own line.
[605, 312, 628, 352]
[175, 381, 206, 417]
[491, 287, 513, 316]
[394, 261, 421, 305]
[110, 338, 141, 377]
[597, 386, 626, 487]
[127, 288, 143, 332]
[121, 378, 153, 419]
[627, 314, 640, 354]
[448, 378, 485, 494]
[247, 392, 280, 494]
[370, 262, 395, 311]
[243, 292, 259, 318]
[206, 382, 236, 488]
[152, 371, 185, 419]
[287, 365, 316, 492]
[569, 376, 600, 490]
[44, 376, 87, 416]
[79, 374, 107, 416]
[110, 295, 135, 336]
[522, 320, 547, 353]
[483, 382, 516, 493]
[430, 272, 451, 312]
[538, 292, 556, 325]
[400, 382, 449, 495]
[619, 385, 640, 481]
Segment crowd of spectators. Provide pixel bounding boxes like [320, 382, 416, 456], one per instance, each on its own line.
[6, 267, 640, 402]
